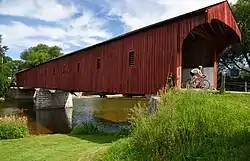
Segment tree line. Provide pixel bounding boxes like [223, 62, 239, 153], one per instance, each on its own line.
[0, 36, 63, 97]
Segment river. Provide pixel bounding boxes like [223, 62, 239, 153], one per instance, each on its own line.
[0, 96, 147, 135]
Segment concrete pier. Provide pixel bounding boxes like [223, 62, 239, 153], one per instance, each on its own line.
[6, 87, 35, 100]
[147, 95, 160, 113]
[33, 88, 73, 109]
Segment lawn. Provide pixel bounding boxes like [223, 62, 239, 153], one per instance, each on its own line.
[0, 134, 120, 161]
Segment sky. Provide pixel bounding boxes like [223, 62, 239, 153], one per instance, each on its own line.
[0, 0, 237, 60]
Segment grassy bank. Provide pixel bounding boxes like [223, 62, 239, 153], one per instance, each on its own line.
[0, 134, 121, 161]
[96, 90, 250, 161]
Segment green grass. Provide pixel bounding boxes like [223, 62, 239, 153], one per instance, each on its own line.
[0, 134, 121, 161]
[96, 90, 250, 161]
[71, 122, 104, 135]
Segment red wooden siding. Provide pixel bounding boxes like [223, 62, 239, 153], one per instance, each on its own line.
[207, 1, 241, 39]
[16, 1, 241, 95]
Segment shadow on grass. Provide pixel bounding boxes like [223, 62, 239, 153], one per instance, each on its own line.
[68, 134, 123, 144]
[206, 130, 250, 161]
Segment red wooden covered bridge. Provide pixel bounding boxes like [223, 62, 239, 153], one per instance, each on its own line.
[16, 1, 241, 95]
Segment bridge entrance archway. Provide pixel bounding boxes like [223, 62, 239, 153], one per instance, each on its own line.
[181, 19, 241, 89]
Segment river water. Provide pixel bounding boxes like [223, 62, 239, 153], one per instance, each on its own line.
[0, 97, 147, 135]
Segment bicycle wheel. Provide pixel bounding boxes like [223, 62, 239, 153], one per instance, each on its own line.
[202, 79, 210, 89]
[182, 79, 193, 89]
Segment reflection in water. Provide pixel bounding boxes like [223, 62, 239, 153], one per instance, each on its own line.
[93, 98, 147, 123]
[73, 97, 147, 133]
[26, 108, 73, 134]
[0, 97, 147, 135]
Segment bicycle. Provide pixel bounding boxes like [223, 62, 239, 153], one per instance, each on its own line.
[182, 75, 211, 89]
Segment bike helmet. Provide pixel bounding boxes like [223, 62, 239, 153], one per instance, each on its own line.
[198, 65, 203, 70]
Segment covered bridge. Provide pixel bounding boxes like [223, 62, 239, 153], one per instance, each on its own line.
[16, 1, 241, 95]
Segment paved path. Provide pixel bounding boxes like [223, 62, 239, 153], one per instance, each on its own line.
[180, 88, 250, 94]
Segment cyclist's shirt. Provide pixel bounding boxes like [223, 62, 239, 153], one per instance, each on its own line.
[191, 68, 203, 76]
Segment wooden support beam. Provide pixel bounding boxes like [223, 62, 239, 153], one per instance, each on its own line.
[195, 26, 213, 39]
[200, 24, 207, 33]
[216, 21, 224, 33]
[208, 23, 216, 33]
[213, 48, 218, 90]
[191, 30, 213, 41]
[190, 32, 196, 40]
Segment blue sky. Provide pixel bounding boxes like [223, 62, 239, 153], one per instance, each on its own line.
[0, 0, 236, 60]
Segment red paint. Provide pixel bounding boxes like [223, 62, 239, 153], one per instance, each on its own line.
[214, 48, 218, 89]
[16, 1, 241, 94]
[207, 1, 241, 40]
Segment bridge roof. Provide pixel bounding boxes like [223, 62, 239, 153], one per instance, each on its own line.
[17, 0, 238, 73]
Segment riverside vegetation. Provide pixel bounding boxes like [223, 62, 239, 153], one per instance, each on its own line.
[0, 115, 29, 140]
[95, 90, 250, 161]
[0, 90, 250, 161]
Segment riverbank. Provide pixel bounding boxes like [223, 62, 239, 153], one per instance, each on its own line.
[0, 134, 121, 161]
[95, 90, 250, 161]
[1, 90, 250, 161]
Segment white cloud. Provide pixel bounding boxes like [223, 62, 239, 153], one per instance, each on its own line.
[0, 18, 111, 52]
[104, 0, 237, 30]
[0, 0, 112, 55]
[65, 11, 111, 39]
[0, 21, 66, 45]
[0, 0, 77, 21]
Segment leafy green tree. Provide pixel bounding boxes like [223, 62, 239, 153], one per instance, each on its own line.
[5, 60, 25, 79]
[231, 0, 250, 51]
[20, 44, 63, 67]
[0, 35, 11, 97]
[0, 35, 8, 65]
[0, 35, 26, 97]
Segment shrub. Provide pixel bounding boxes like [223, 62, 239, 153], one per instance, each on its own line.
[0, 115, 29, 140]
[71, 122, 103, 135]
[117, 125, 130, 137]
[99, 90, 250, 161]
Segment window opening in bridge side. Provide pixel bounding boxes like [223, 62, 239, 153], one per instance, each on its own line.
[53, 68, 56, 75]
[77, 63, 80, 72]
[129, 51, 135, 66]
[62, 64, 66, 74]
[97, 58, 101, 69]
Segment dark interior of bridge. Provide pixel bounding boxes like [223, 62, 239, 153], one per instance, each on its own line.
[182, 19, 241, 68]
[181, 19, 241, 88]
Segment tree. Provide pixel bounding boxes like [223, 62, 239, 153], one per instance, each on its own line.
[219, 0, 250, 76]
[20, 44, 63, 67]
[0, 35, 10, 97]
[0, 35, 27, 97]
[5, 60, 25, 78]
[0, 35, 9, 64]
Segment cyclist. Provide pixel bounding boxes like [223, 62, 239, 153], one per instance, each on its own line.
[190, 65, 204, 86]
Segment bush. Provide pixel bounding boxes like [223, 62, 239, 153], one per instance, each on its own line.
[116, 125, 130, 137]
[99, 90, 250, 161]
[71, 122, 103, 135]
[0, 115, 29, 140]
